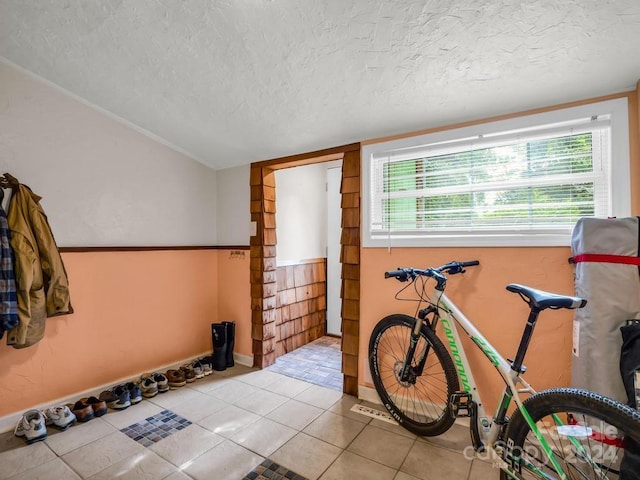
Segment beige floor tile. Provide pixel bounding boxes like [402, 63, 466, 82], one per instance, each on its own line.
[188, 374, 234, 394]
[0, 442, 56, 480]
[147, 386, 210, 410]
[320, 451, 397, 480]
[327, 395, 373, 423]
[215, 364, 256, 377]
[295, 385, 343, 409]
[101, 401, 164, 430]
[0, 430, 29, 453]
[348, 425, 415, 469]
[9, 458, 81, 480]
[183, 439, 263, 480]
[393, 472, 421, 480]
[468, 458, 501, 479]
[419, 422, 472, 453]
[369, 418, 416, 439]
[209, 378, 259, 404]
[263, 375, 314, 398]
[198, 405, 261, 438]
[303, 411, 366, 449]
[87, 450, 176, 480]
[169, 393, 228, 422]
[266, 399, 324, 430]
[230, 417, 297, 457]
[270, 433, 342, 480]
[45, 418, 117, 456]
[62, 431, 144, 478]
[234, 389, 288, 416]
[234, 369, 284, 388]
[162, 471, 193, 480]
[401, 441, 472, 480]
[150, 424, 223, 468]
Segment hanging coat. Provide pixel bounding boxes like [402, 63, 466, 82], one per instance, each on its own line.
[0, 189, 18, 338]
[6, 184, 72, 348]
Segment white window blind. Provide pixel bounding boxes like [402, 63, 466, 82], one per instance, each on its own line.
[364, 99, 630, 247]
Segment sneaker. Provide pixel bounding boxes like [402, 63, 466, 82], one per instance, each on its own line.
[166, 369, 186, 388]
[44, 405, 76, 430]
[200, 356, 213, 376]
[143, 372, 169, 393]
[191, 360, 205, 379]
[67, 400, 94, 422]
[126, 382, 143, 404]
[15, 410, 47, 443]
[139, 377, 158, 398]
[180, 364, 197, 383]
[80, 396, 108, 417]
[99, 386, 131, 410]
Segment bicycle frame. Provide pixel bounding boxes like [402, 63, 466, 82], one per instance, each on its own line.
[428, 286, 537, 456]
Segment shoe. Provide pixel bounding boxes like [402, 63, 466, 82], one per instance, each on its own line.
[67, 400, 94, 422]
[180, 364, 197, 383]
[191, 360, 205, 379]
[99, 386, 131, 410]
[142, 372, 169, 393]
[126, 382, 143, 404]
[166, 369, 186, 388]
[200, 356, 213, 376]
[211, 323, 227, 371]
[44, 405, 76, 430]
[139, 377, 158, 398]
[80, 396, 108, 417]
[223, 321, 235, 367]
[15, 410, 47, 444]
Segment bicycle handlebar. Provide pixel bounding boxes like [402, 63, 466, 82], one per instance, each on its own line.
[384, 260, 480, 283]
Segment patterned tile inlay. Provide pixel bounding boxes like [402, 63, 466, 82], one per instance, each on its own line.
[267, 336, 343, 391]
[243, 459, 308, 480]
[120, 410, 191, 447]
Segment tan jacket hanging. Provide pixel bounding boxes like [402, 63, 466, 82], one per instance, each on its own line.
[6, 184, 72, 348]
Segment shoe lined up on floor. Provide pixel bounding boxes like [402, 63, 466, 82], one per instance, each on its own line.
[180, 364, 197, 383]
[67, 400, 94, 422]
[81, 396, 108, 417]
[44, 405, 77, 430]
[99, 385, 131, 410]
[14, 409, 48, 444]
[142, 372, 169, 393]
[126, 382, 142, 404]
[166, 369, 186, 388]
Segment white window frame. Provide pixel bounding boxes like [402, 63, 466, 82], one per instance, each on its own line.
[362, 98, 630, 248]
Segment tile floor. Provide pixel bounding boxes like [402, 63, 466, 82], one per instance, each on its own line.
[0, 365, 499, 480]
[266, 336, 343, 391]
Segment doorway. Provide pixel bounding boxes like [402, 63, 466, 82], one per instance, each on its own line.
[249, 143, 361, 395]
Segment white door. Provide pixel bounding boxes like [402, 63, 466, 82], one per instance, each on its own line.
[326, 166, 342, 336]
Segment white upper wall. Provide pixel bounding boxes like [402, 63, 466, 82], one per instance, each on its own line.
[216, 164, 251, 245]
[0, 60, 217, 247]
[275, 163, 328, 262]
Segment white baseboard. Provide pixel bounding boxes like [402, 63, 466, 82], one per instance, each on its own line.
[358, 385, 382, 406]
[0, 350, 250, 434]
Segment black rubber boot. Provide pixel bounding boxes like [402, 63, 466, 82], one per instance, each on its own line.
[211, 323, 227, 371]
[224, 321, 235, 368]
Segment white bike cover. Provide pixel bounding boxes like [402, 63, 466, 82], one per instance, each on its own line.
[571, 217, 640, 403]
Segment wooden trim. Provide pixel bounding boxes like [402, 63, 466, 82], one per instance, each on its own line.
[361, 91, 636, 146]
[252, 143, 360, 169]
[276, 258, 326, 267]
[59, 245, 250, 253]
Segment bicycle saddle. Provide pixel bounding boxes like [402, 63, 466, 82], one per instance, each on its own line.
[506, 284, 587, 310]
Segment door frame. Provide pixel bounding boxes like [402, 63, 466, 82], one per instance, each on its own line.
[249, 143, 361, 395]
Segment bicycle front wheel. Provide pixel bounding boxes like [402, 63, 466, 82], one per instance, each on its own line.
[501, 388, 640, 480]
[369, 314, 459, 436]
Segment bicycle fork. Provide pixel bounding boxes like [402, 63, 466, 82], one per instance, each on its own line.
[399, 307, 437, 383]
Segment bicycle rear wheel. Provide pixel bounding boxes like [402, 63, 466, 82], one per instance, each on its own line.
[501, 388, 640, 480]
[369, 314, 459, 436]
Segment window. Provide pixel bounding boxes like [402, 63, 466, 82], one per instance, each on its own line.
[363, 98, 630, 247]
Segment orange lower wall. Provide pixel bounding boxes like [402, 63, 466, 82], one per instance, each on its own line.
[360, 246, 575, 411]
[0, 250, 219, 417]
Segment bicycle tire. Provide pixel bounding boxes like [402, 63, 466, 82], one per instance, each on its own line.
[501, 388, 640, 480]
[369, 314, 459, 436]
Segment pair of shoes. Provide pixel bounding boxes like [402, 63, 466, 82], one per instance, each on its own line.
[15, 410, 48, 443]
[139, 376, 158, 398]
[180, 364, 197, 383]
[199, 356, 213, 376]
[66, 401, 94, 422]
[166, 369, 186, 388]
[142, 372, 169, 394]
[81, 397, 108, 417]
[44, 405, 77, 430]
[100, 386, 130, 410]
[189, 361, 205, 380]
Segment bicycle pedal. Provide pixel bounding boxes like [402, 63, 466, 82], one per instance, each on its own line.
[450, 392, 473, 418]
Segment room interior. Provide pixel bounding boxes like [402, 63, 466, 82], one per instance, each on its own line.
[1, 2, 640, 479]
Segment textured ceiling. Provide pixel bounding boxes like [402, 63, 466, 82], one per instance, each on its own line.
[1, 1, 640, 170]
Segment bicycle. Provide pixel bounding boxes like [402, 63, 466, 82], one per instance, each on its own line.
[368, 260, 640, 480]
